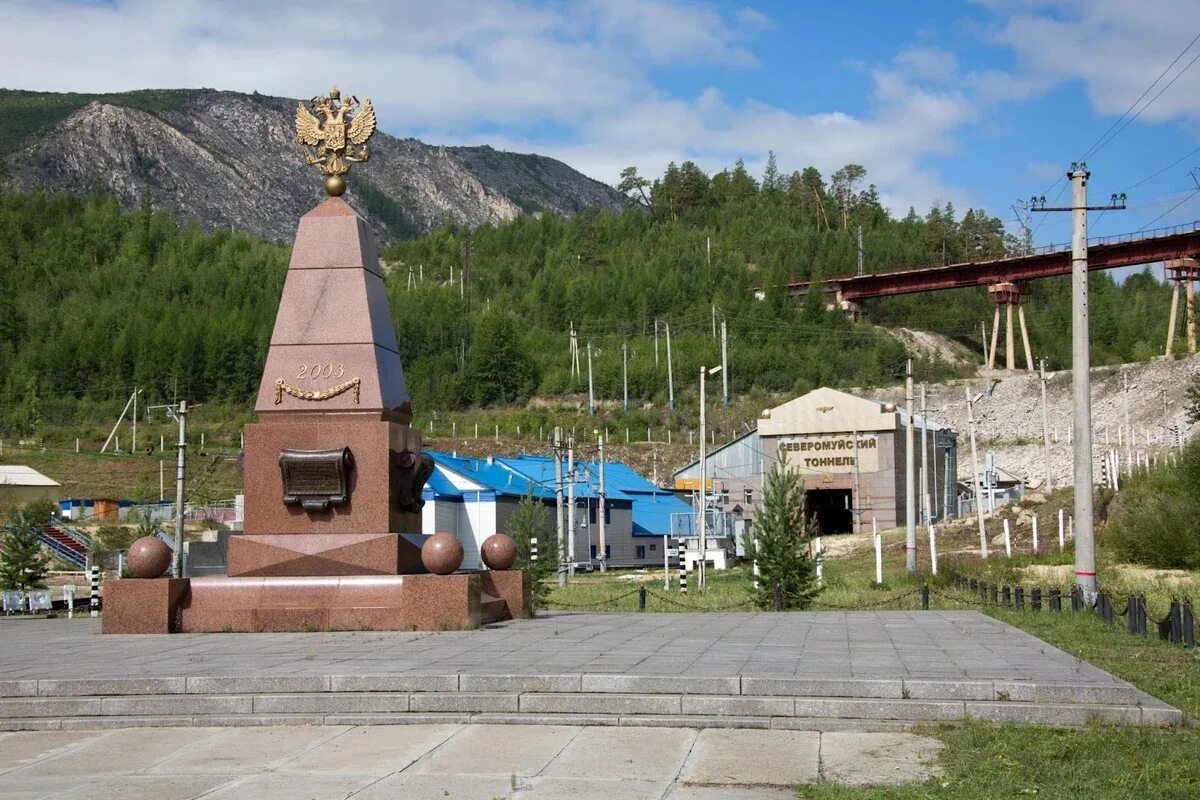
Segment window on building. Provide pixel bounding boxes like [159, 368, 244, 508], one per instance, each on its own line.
[649, 543, 657, 551]
[720, 490, 729, 505]
[588, 503, 611, 525]
[636, 546, 646, 559]
[745, 488, 754, 504]
[589, 545, 611, 559]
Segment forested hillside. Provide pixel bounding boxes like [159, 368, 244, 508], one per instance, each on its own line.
[0, 156, 1175, 438]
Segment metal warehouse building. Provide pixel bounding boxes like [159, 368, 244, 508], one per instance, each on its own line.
[675, 387, 958, 536]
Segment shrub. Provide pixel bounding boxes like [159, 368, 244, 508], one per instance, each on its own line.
[1108, 441, 1200, 570]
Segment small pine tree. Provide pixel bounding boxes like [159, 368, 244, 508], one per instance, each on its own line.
[0, 502, 53, 591]
[506, 490, 559, 612]
[742, 462, 819, 609]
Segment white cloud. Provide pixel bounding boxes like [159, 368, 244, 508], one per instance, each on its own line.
[979, 0, 1200, 123]
[0, 0, 1011, 216]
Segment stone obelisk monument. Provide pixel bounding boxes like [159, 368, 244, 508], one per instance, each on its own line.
[102, 88, 528, 633]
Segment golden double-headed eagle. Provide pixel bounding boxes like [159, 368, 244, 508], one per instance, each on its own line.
[296, 87, 376, 196]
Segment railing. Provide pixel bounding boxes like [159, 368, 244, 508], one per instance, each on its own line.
[48, 519, 93, 549]
[1028, 220, 1200, 257]
[32, 528, 87, 569]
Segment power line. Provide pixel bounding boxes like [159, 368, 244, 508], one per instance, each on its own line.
[1082, 31, 1200, 160]
[1137, 188, 1200, 231]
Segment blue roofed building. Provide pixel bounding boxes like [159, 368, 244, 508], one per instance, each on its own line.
[422, 451, 694, 569]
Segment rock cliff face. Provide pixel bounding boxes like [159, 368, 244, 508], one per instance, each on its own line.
[2, 90, 624, 241]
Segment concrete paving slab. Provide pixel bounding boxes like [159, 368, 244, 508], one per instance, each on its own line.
[513, 777, 672, 798]
[202, 772, 379, 799]
[680, 729, 819, 786]
[148, 725, 344, 773]
[667, 787, 798, 800]
[411, 724, 581, 777]
[278, 723, 460, 773]
[5, 727, 217, 777]
[43, 774, 239, 800]
[819, 732, 943, 786]
[0, 730, 97, 772]
[544, 726, 697, 782]
[353, 771, 517, 799]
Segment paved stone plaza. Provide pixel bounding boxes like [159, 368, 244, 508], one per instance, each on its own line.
[0, 723, 943, 798]
[0, 611, 1178, 731]
[0, 610, 1135, 681]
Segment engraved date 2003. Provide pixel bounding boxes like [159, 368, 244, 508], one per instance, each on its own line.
[297, 363, 346, 380]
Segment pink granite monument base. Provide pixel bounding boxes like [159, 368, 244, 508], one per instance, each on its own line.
[101, 578, 189, 634]
[176, 573, 494, 632]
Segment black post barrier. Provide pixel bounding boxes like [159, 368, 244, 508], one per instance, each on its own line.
[1184, 601, 1196, 648]
[774, 585, 783, 612]
[1015, 586, 1024, 611]
[921, 585, 929, 610]
[969, 578, 978, 593]
[1138, 596, 1149, 636]
[1049, 587, 1061, 612]
[1127, 596, 1139, 635]
[1071, 586, 1083, 612]
[990, 584, 999, 605]
[1169, 601, 1182, 644]
[1002, 586, 1011, 607]
[638, 585, 646, 611]
[1031, 587, 1042, 611]
[980, 581, 987, 602]
[1102, 594, 1114, 625]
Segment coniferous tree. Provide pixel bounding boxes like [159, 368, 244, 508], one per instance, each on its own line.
[0, 501, 53, 591]
[742, 462, 819, 609]
[505, 489, 558, 611]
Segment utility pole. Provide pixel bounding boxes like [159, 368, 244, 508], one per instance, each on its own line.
[1124, 372, 1132, 478]
[966, 387, 988, 559]
[905, 360, 917, 573]
[698, 366, 721, 590]
[980, 322, 988, 367]
[597, 432, 606, 573]
[919, 383, 929, 524]
[131, 387, 138, 453]
[664, 320, 675, 410]
[1030, 164, 1125, 605]
[172, 400, 188, 578]
[554, 428, 566, 587]
[711, 303, 717, 339]
[654, 319, 660, 366]
[720, 318, 729, 405]
[622, 342, 629, 413]
[1040, 359, 1053, 491]
[587, 341, 595, 416]
[567, 436, 576, 577]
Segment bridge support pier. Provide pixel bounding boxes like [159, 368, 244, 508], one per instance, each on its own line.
[1165, 258, 1200, 358]
[987, 282, 1034, 372]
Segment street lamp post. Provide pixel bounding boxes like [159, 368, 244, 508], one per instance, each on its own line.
[698, 365, 722, 591]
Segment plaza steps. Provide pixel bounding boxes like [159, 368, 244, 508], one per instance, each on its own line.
[0, 674, 1181, 732]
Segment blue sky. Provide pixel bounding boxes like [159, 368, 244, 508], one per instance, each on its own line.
[4, 0, 1200, 248]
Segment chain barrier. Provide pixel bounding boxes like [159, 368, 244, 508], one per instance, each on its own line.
[545, 588, 641, 609]
[807, 589, 923, 610]
[642, 589, 761, 612]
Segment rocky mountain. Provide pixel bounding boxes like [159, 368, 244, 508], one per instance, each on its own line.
[0, 89, 625, 241]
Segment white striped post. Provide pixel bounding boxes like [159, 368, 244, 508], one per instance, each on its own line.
[1058, 508, 1065, 551]
[873, 517, 883, 585]
[1032, 516, 1039, 554]
[530, 537, 538, 564]
[678, 537, 687, 594]
[1003, 519, 1012, 558]
[89, 566, 100, 618]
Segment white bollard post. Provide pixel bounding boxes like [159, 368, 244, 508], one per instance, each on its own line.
[752, 536, 761, 590]
[1058, 508, 1065, 551]
[63, 584, 75, 619]
[1032, 516, 1039, 554]
[1068, 514, 1073, 542]
[89, 566, 100, 618]
[873, 517, 883, 585]
[928, 525, 938, 576]
[814, 536, 823, 586]
[1003, 519, 1012, 558]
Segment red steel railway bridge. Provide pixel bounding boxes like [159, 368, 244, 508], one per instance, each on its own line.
[772, 222, 1200, 370]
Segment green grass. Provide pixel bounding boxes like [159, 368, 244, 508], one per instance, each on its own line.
[800, 723, 1200, 799]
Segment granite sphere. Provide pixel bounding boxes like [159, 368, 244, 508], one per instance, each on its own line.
[127, 536, 172, 578]
[421, 532, 464, 575]
[480, 534, 517, 571]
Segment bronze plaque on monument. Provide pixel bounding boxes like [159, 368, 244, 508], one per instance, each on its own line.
[280, 447, 354, 511]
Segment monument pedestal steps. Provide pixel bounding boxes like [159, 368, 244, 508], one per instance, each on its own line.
[0, 672, 1179, 731]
